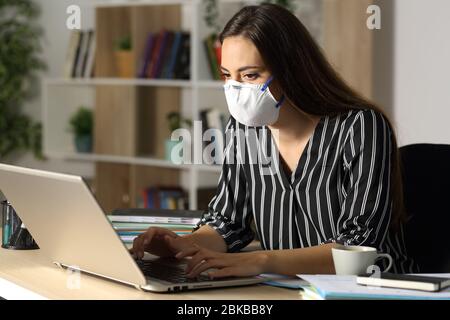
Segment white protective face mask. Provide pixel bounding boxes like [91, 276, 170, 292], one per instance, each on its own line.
[223, 76, 285, 127]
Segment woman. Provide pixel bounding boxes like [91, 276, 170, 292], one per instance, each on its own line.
[131, 3, 418, 278]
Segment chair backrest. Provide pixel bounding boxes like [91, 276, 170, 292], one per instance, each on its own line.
[400, 144, 450, 273]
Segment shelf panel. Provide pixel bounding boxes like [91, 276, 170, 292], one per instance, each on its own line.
[44, 78, 192, 88]
[196, 80, 225, 89]
[90, 0, 194, 8]
[46, 151, 221, 172]
[44, 78, 226, 90]
[90, 0, 257, 9]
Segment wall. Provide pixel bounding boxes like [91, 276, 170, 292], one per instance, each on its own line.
[392, 0, 450, 146]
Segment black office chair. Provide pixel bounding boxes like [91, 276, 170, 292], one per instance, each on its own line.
[400, 144, 450, 273]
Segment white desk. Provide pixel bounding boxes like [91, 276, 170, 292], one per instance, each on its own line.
[0, 229, 301, 300]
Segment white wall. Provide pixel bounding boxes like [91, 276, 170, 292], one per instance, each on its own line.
[393, 0, 450, 146]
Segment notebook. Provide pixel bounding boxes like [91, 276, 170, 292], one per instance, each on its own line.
[297, 274, 450, 300]
[357, 273, 450, 292]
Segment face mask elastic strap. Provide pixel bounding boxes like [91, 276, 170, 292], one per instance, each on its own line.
[261, 76, 274, 92]
[275, 94, 286, 108]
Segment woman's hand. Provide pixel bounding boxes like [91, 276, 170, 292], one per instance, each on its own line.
[129, 227, 196, 259]
[172, 240, 270, 279]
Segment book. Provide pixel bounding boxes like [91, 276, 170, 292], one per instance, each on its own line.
[151, 29, 169, 78]
[158, 188, 180, 209]
[119, 231, 190, 244]
[300, 286, 325, 300]
[220, 113, 228, 133]
[63, 30, 81, 78]
[117, 230, 191, 236]
[108, 215, 200, 225]
[204, 34, 220, 80]
[138, 186, 187, 210]
[113, 223, 195, 230]
[173, 32, 190, 80]
[200, 109, 210, 132]
[110, 208, 204, 220]
[357, 273, 450, 292]
[259, 274, 309, 289]
[119, 235, 139, 243]
[109, 208, 203, 244]
[164, 31, 183, 79]
[206, 108, 224, 132]
[146, 29, 165, 78]
[213, 36, 222, 79]
[75, 30, 91, 77]
[71, 30, 85, 78]
[137, 32, 155, 78]
[298, 274, 450, 300]
[83, 31, 96, 78]
[156, 31, 175, 78]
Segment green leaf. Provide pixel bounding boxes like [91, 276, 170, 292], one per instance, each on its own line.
[69, 107, 94, 136]
[0, 0, 45, 160]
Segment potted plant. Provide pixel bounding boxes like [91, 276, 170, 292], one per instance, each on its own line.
[69, 107, 93, 153]
[114, 35, 133, 78]
[165, 112, 192, 162]
[0, 0, 45, 160]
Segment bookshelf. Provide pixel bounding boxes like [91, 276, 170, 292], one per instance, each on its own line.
[42, 0, 374, 214]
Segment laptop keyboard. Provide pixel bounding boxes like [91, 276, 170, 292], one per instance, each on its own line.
[134, 259, 211, 283]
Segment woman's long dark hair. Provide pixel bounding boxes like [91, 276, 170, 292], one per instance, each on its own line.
[219, 3, 405, 229]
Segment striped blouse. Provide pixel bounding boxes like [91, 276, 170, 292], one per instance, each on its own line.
[194, 109, 419, 274]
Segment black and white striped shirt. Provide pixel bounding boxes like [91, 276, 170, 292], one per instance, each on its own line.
[195, 109, 419, 274]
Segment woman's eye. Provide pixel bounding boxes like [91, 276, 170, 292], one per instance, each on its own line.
[220, 73, 231, 79]
[244, 73, 259, 80]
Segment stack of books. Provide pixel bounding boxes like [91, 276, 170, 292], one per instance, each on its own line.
[297, 274, 450, 300]
[108, 208, 204, 244]
[199, 108, 228, 164]
[63, 29, 96, 78]
[199, 108, 228, 134]
[136, 186, 187, 210]
[137, 29, 190, 80]
[203, 33, 223, 80]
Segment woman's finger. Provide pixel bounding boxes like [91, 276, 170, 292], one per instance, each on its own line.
[164, 235, 190, 254]
[174, 244, 200, 259]
[131, 234, 144, 258]
[208, 267, 239, 279]
[133, 228, 157, 259]
[188, 258, 228, 278]
[185, 250, 209, 273]
[187, 259, 219, 278]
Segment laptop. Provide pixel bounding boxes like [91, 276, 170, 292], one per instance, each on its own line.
[0, 163, 265, 292]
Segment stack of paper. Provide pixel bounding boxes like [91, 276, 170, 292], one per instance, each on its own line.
[108, 211, 201, 244]
[297, 274, 450, 300]
[259, 274, 309, 289]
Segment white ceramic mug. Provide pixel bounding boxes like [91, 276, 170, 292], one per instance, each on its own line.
[331, 245, 393, 275]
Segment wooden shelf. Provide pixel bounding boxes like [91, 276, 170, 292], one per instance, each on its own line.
[44, 78, 225, 89]
[45, 78, 193, 88]
[89, 0, 251, 9]
[46, 151, 222, 172]
[90, 0, 194, 8]
[196, 80, 224, 89]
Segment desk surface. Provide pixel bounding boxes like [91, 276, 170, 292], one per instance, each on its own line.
[0, 230, 300, 300]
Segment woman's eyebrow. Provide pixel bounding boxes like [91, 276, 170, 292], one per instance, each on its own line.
[220, 65, 261, 72]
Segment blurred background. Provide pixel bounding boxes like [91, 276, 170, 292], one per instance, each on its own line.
[1, 0, 449, 214]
